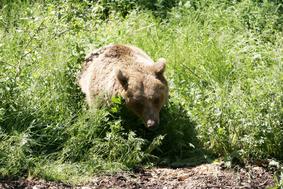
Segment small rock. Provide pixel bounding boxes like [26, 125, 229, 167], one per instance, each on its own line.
[116, 175, 127, 181]
[178, 175, 189, 181]
[269, 160, 280, 170]
[81, 187, 91, 189]
[32, 185, 45, 189]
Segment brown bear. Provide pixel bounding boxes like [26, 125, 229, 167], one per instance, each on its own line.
[78, 44, 168, 129]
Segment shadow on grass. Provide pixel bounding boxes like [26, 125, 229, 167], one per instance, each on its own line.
[115, 100, 214, 169]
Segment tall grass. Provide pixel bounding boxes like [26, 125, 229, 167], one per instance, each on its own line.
[0, 0, 282, 183]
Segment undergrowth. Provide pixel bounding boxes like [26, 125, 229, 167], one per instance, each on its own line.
[0, 0, 282, 184]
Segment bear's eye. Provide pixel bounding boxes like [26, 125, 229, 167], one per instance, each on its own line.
[134, 101, 144, 108]
[131, 99, 144, 109]
[153, 98, 160, 105]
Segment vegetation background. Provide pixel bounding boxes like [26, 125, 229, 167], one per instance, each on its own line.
[0, 0, 282, 184]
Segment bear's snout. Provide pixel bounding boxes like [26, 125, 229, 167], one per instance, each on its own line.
[146, 119, 158, 129]
[143, 105, 160, 129]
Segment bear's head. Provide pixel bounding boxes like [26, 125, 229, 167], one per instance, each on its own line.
[116, 58, 168, 129]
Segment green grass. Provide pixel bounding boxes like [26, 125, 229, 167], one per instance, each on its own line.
[0, 0, 282, 184]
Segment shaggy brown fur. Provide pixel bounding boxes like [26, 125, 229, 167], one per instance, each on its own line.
[78, 44, 168, 128]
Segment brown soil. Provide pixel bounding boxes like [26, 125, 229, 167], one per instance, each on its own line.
[0, 163, 275, 189]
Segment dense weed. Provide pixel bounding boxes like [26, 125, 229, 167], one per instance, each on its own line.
[0, 0, 282, 183]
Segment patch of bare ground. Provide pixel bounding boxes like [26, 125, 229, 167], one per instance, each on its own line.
[0, 163, 275, 189]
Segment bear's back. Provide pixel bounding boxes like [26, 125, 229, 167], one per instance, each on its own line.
[78, 44, 155, 104]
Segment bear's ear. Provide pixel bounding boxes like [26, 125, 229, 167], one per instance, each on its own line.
[154, 58, 166, 75]
[116, 69, 129, 90]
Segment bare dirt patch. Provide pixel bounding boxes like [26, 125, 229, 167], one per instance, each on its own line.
[0, 163, 275, 189]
